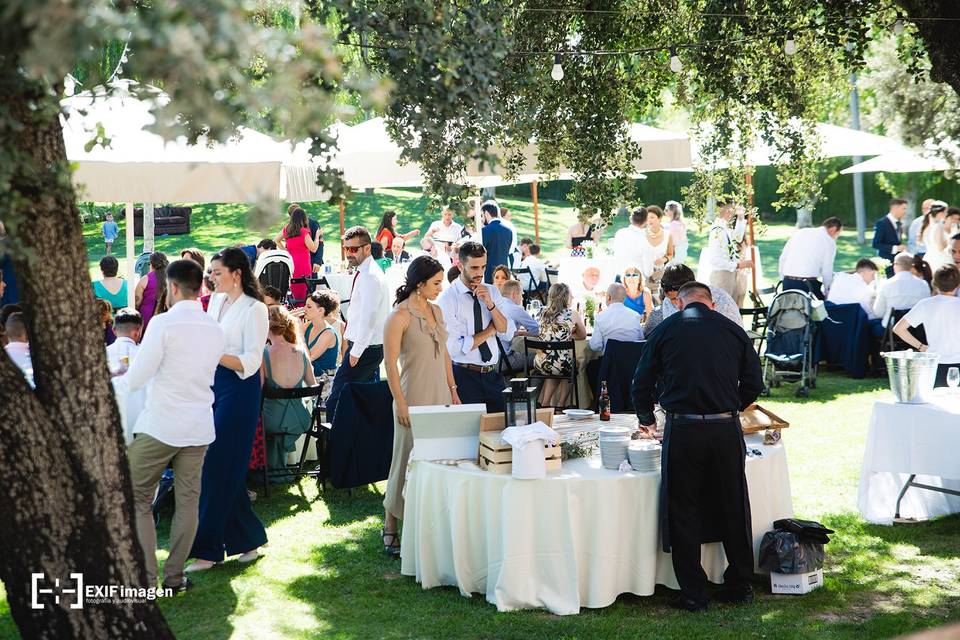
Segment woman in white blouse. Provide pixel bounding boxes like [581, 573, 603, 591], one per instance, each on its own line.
[188, 247, 270, 572]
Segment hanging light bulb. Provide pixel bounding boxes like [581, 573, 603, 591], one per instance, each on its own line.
[893, 19, 904, 35]
[550, 54, 564, 81]
[669, 49, 682, 73]
[784, 37, 797, 56]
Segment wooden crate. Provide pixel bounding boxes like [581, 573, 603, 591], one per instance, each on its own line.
[740, 404, 790, 434]
[479, 408, 555, 432]
[478, 429, 562, 474]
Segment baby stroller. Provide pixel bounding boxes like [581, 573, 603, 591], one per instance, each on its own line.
[762, 289, 818, 398]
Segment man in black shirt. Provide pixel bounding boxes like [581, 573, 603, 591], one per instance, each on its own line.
[632, 281, 763, 612]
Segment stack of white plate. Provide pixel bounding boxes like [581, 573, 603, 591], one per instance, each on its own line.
[628, 441, 662, 472]
[598, 426, 631, 469]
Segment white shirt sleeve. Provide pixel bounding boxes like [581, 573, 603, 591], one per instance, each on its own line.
[237, 302, 269, 378]
[438, 289, 473, 357]
[822, 240, 837, 290]
[778, 240, 788, 279]
[588, 316, 604, 352]
[873, 287, 889, 323]
[348, 271, 382, 359]
[115, 320, 165, 394]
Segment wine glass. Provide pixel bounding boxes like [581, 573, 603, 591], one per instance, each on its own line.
[527, 299, 542, 317]
[947, 367, 960, 392]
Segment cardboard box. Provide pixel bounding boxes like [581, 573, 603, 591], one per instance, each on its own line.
[770, 569, 823, 595]
[478, 429, 561, 474]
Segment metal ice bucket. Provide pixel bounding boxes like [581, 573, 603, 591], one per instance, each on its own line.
[882, 351, 941, 404]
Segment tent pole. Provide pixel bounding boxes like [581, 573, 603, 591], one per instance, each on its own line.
[125, 202, 136, 308]
[746, 169, 758, 296]
[532, 180, 540, 244]
[339, 197, 346, 261]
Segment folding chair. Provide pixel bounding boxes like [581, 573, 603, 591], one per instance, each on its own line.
[510, 267, 543, 304]
[545, 268, 559, 288]
[497, 336, 520, 377]
[288, 276, 330, 307]
[257, 383, 325, 496]
[741, 284, 779, 352]
[523, 338, 579, 410]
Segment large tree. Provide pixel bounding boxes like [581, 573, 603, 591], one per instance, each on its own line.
[326, 0, 960, 224]
[0, 2, 378, 637]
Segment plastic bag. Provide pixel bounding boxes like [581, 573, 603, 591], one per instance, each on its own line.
[758, 530, 825, 574]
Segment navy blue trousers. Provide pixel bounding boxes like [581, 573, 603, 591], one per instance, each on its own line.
[326, 343, 383, 422]
[452, 366, 506, 413]
[191, 366, 267, 561]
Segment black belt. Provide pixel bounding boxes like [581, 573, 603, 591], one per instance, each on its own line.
[454, 362, 497, 374]
[784, 276, 819, 281]
[670, 411, 737, 421]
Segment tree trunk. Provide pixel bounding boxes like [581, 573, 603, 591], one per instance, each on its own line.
[795, 206, 813, 228]
[143, 203, 155, 254]
[0, 82, 174, 637]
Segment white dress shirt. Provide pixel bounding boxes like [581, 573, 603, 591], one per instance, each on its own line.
[106, 336, 139, 368]
[519, 255, 548, 290]
[207, 292, 269, 379]
[437, 278, 515, 366]
[613, 225, 648, 269]
[827, 272, 877, 319]
[428, 219, 464, 244]
[114, 300, 225, 447]
[107, 337, 144, 443]
[588, 302, 644, 353]
[707, 216, 747, 273]
[904, 295, 960, 363]
[778, 226, 838, 290]
[343, 256, 390, 359]
[4, 341, 32, 384]
[873, 271, 930, 325]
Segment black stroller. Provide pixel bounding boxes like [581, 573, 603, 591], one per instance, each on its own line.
[762, 289, 818, 398]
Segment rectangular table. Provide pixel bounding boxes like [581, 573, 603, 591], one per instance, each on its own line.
[858, 394, 960, 525]
[401, 434, 793, 615]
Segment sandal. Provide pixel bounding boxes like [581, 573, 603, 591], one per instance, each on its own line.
[381, 528, 401, 558]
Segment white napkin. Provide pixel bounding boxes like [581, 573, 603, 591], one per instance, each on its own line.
[501, 421, 560, 449]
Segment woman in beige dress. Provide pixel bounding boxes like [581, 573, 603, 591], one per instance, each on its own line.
[382, 255, 460, 556]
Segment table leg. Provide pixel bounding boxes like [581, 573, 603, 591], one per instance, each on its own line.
[894, 474, 916, 520]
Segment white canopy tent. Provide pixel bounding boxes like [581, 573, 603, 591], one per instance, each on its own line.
[840, 149, 952, 174]
[61, 82, 326, 306]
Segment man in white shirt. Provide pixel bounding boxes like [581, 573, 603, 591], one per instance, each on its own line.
[326, 226, 390, 422]
[589, 283, 644, 354]
[706, 203, 751, 305]
[498, 280, 538, 373]
[827, 258, 880, 319]
[437, 241, 514, 412]
[2, 312, 32, 385]
[894, 265, 960, 387]
[614, 207, 648, 269]
[423, 208, 464, 247]
[519, 243, 548, 292]
[107, 308, 145, 443]
[779, 217, 842, 299]
[115, 259, 225, 592]
[873, 253, 931, 325]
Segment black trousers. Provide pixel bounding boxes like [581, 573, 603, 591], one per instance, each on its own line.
[453, 366, 506, 413]
[326, 342, 383, 423]
[781, 278, 824, 300]
[665, 418, 754, 604]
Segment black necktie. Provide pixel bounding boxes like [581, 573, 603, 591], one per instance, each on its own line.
[473, 294, 493, 362]
[895, 220, 903, 241]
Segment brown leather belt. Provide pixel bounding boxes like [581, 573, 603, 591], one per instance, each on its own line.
[454, 362, 497, 374]
[784, 276, 819, 281]
[670, 411, 737, 421]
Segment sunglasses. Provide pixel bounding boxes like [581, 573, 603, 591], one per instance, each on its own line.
[623, 273, 641, 278]
[344, 243, 370, 254]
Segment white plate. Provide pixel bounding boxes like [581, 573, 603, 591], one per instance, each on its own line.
[563, 409, 595, 419]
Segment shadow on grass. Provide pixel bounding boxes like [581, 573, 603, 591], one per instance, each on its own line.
[320, 483, 386, 528]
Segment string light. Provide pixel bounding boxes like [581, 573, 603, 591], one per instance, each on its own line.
[669, 49, 682, 73]
[784, 37, 797, 56]
[550, 54, 564, 81]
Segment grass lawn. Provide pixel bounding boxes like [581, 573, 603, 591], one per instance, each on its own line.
[3, 192, 953, 638]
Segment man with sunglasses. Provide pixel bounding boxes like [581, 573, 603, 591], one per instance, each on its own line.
[325, 226, 390, 423]
[644, 264, 742, 335]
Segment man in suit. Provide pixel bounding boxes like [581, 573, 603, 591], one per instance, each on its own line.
[480, 202, 513, 283]
[385, 237, 411, 264]
[872, 198, 908, 277]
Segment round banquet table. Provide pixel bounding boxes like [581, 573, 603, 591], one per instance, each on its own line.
[400, 434, 793, 615]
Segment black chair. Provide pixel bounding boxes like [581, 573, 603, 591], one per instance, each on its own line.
[288, 276, 330, 306]
[497, 336, 520, 377]
[523, 338, 579, 410]
[257, 383, 325, 496]
[880, 308, 927, 353]
[594, 339, 646, 413]
[545, 268, 559, 288]
[510, 267, 538, 300]
[741, 284, 779, 352]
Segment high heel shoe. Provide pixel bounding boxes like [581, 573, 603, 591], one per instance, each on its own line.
[381, 528, 401, 558]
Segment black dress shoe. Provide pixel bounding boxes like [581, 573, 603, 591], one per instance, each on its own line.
[670, 596, 708, 612]
[715, 586, 754, 605]
[162, 577, 194, 594]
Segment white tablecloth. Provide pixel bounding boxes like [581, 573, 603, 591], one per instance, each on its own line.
[400, 434, 793, 615]
[858, 395, 960, 525]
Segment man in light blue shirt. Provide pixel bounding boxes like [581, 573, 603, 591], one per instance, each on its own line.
[437, 242, 515, 412]
[497, 279, 538, 373]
